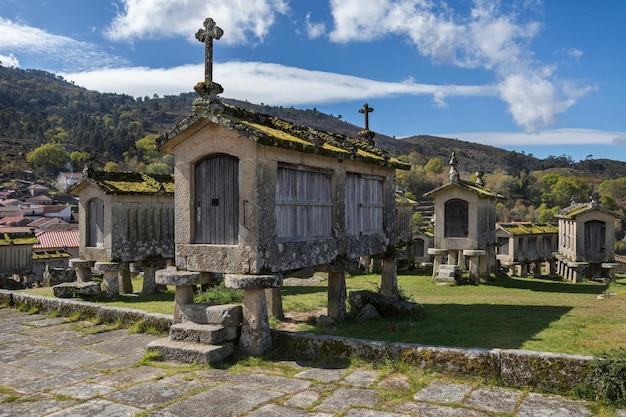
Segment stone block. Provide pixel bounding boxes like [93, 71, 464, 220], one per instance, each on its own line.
[52, 282, 101, 298]
[435, 264, 461, 284]
[179, 303, 243, 326]
[348, 290, 423, 318]
[169, 322, 239, 344]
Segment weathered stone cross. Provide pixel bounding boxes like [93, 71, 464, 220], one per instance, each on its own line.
[359, 103, 374, 130]
[196, 17, 223, 83]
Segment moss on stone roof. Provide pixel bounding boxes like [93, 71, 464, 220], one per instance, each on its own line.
[555, 202, 622, 220]
[78, 170, 175, 196]
[0, 231, 39, 246]
[33, 250, 71, 260]
[424, 179, 503, 199]
[160, 102, 410, 170]
[498, 223, 558, 236]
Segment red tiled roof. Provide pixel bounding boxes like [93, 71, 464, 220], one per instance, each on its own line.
[33, 229, 79, 249]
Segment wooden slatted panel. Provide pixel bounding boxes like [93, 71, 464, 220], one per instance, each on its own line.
[345, 173, 384, 236]
[194, 154, 239, 245]
[584, 220, 606, 254]
[275, 165, 332, 240]
[88, 198, 104, 247]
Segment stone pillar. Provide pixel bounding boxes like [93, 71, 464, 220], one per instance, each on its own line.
[602, 263, 622, 283]
[142, 259, 165, 295]
[225, 274, 282, 356]
[328, 271, 347, 322]
[428, 248, 448, 279]
[448, 250, 458, 265]
[359, 256, 371, 273]
[380, 258, 398, 299]
[119, 264, 133, 294]
[371, 259, 382, 274]
[463, 250, 486, 285]
[406, 243, 416, 269]
[519, 263, 528, 278]
[533, 261, 543, 278]
[95, 262, 123, 296]
[69, 259, 92, 283]
[549, 260, 556, 275]
[156, 269, 210, 324]
[265, 287, 284, 319]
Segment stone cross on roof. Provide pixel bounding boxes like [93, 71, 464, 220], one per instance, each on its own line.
[196, 17, 223, 83]
[358, 103, 374, 130]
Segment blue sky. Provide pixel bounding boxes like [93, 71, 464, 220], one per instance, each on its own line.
[1, 0, 625, 162]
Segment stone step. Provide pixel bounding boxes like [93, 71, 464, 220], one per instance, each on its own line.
[170, 322, 239, 345]
[179, 303, 242, 326]
[147, 338, 234, 364]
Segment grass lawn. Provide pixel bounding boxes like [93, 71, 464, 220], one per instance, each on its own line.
[19, 272, 626, 356]
[278, 271, 626, 356]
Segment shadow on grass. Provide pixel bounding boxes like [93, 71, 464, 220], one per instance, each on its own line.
[281, 285, 328, 296]
[482, 274, 609, 295]
[330, 303, 573, 350]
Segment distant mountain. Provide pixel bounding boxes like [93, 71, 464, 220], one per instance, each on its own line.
[2, 65, 626, 180]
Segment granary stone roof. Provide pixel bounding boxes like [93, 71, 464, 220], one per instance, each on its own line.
[423, 179, 503, 199]
[497, 222, 558, 236]
[555, 201, 621, 220]
[0, 227, 39, 246]
[158, 103, 410, 170]
[70, 169, 175, 196]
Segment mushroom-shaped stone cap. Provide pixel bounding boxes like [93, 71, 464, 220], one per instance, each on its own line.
[601, 263, 622, 269]
[69, 258, 93, 268]
[155, 270, 210, 286]
[428, 248, 449, 256]
[224, 274, 282, 289]
[94, 262, 124, 272]
[463, 249, 487, 256]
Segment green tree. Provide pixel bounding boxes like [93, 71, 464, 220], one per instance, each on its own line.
[26, 142, 68, 175]
[424, 157, 445, 174]
[69, 151, 91, 171]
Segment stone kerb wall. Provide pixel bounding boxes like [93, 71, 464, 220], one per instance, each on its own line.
[0, 289, 595, 395]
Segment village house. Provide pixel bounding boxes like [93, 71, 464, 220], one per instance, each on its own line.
[70, 168, 175, 295]
[56, 172, 83, 192]
[496, 222, 558, 277]
[424, 154, 502, 285]
[32, 225, 79, 282]
[150, 17, 410, 360]
[554, 193, 622, 282]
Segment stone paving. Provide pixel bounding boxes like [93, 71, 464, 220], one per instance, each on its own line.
[0, 306, 623, 417]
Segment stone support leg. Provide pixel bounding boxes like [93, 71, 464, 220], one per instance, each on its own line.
[142, 266, 158, 295]
[533, 261, 543, 278]
[119, 265, 133, 294]
[359, 256, 371, 273]
[265, 287, 284, 319]
[468, 256, 480, 285]
[69, 259, 92, 283]
[380, 258, 398, 299]
[240, 288, 272, 356]
[174, 285, 195, 324]
[95, 262, 122, 296]
[520, 263, 528, 278]
[328, 271, 347, 322]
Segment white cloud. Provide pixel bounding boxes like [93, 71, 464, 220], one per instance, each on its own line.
[305, 13, 326, 39]
[0, 17, 128, 71]
[0, 53, 19, 68]
[105, 0, 289, 45]
[61, 61, 495, 104]
[439, 128, 626, 147]
[327, 0, 594, 132]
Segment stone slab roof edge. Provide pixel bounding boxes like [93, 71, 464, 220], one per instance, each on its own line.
[70, 169, 175, 196]
[423, 179, 503, 199]
[159, 103, 410, 170]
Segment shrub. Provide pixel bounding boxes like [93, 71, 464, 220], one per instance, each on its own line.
[579, 348, 626, 407]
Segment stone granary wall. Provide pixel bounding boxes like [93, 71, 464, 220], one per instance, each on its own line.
[159, 104, 409, 275]
[71, 170, 175, 263]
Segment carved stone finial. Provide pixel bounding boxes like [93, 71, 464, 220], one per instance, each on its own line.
[590, 191, 600, 207]
[475, 171, 484, 186]
[194, 17, 224, 104]
[448, 152, 459, 183]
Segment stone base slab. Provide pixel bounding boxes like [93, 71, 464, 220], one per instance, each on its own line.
[147, 338, 234, 364]
[52, 281, 101, 298]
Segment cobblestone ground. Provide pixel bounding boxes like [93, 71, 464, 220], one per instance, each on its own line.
[0, 307, 623, 417]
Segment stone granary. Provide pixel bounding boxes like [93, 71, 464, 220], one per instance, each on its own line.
[424, 153, 502, 285]
[554, 193, 622, 282]
[69, 168, 175, 295]
[496, 222, 558, 277]
[0, 227, 38, 284]
[151, 17, 409, 360]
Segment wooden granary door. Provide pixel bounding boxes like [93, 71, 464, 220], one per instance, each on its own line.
[194, 154, 239, 245]
[87, 198, 104, 247]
